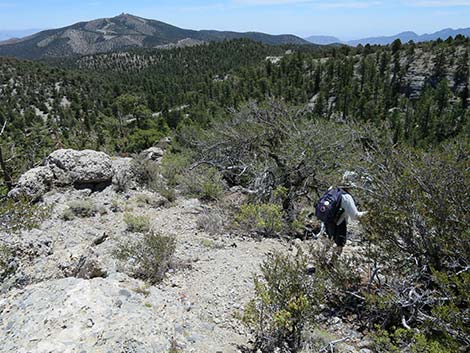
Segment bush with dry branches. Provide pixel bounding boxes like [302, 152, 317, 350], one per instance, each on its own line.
[179, 100, 365, 233]
[359, 140, 470, 349]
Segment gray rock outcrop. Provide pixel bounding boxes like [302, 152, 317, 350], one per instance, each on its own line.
[45, 149, 113, 186]
[9, 149, 115, 200]
[9, 142, 173, 200]
[7, 166, 54, 200]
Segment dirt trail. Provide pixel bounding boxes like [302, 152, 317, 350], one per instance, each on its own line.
[149, 198, 286, 352]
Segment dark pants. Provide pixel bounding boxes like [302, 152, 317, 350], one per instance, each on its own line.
[325, 220, 347, 247]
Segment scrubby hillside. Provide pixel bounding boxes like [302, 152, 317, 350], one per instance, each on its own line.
[0, 36, 469, 353]
[0, 145, 375, 353]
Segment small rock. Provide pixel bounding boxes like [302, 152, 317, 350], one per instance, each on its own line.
[357, 339, 374, 349]
[92, 233, 108, 246]
[140, 147, 164, 161]
[331, 317, 341, 324]
[201, 322, 215, 332]
[157, 136, 172, 149]
[187, 334, 204, 344]
[339, 344, 358, 353]
[119, 289, 131, 298]
[75, 252, 107, 279]
[112, 157, 137, 190]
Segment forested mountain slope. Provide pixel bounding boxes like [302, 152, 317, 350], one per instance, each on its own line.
[0, 37, 469, 191]
[0, 13, 309, 59]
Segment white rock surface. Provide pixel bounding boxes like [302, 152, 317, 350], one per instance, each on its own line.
[0, 276, 171, 353]
[8, 166, 54, 200]
[140, 147, 164, 162]
[45, 149, 113, 186]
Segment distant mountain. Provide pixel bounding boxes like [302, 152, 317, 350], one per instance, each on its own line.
[418, 28, 470, 42]
[305, 35, 341, 45]
[347, 28, 470, 46]
[305, 27, 470, 47]
[0, 13, 309, 59]
[0, 29, 41, 41]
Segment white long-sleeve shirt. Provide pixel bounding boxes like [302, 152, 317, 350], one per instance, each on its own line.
[336, 193, 366, 225]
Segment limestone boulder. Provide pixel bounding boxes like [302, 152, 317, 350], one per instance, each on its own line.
[7, 166, 54, 200]
[45, 149, 113, 186]
[139, 147, 164, 162]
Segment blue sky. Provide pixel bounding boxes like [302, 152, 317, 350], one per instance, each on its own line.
[1, 0, 470, 39]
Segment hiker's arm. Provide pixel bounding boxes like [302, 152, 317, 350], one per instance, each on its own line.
[339, 194, 367, 224]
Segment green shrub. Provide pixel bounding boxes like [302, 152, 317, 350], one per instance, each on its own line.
[360, 141, 470, 348]
[300, 328, 341, 353]
[242, 249, 324, 352]
[110, 198, 123, 213]
[132, 284, 151, 296]
[168, 339, 182, 353]
[0, 242, 15, 280]
[272, 185, 289, 203]
[307, 242, 363, 305]
[291, 207, 320, 236]
[115, 231, 176, 284]
[158, 186, 176, 203]
[235, 203, 284, 237]
[113, 169, 133, 193]
[131, 157, 177, 201]
[160, 151, 191, 186]
[126, 129, 166, 153]
[197, 209, 225, 235]
[0, 198, 50, 233]
[61, 208, 76, 221]
[372, 327, 457, 353]
[364, 142, 469, 272]
[124, 213, 151, 233]
[63, 200, 99, 219]
[180, 101, 363, 226]
[131, 157, 161, 188]
[179, 166, 225, 201]
[133, 193, 167, 208]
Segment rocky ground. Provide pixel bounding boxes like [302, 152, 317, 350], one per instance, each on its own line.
[0, 149, 374, 353]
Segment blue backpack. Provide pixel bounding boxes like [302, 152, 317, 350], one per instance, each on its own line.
[315, 188, 345, 223]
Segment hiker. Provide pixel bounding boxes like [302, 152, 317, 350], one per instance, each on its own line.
[315, 178, 367, 262]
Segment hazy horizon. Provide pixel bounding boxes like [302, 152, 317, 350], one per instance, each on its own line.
[0, 1, 470, 40]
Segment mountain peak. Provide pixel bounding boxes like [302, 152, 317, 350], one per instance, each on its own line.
[114, 13, 141, 20]
[0, 14, 309, 59]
